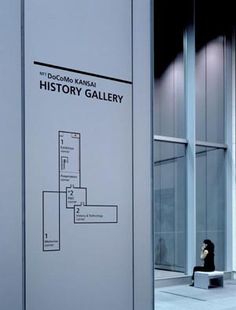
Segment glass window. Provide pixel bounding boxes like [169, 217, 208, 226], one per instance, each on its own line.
[153, 1, 186, 138]
[195, 0, 227, 271]
[196, 37, 225, 143]
[153, 0, 229, 281]
[196, 146, 225, 270]
[154, 141, 186, 272]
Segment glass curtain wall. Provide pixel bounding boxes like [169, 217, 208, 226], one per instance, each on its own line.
[196, 37, 225, 143]
[196, 147, 225, 269]
[154, 1, 185, 138]
[195, 0, 227, 270]
[154, 142, 186, 272]
[154, 53, 185, 138]
[154, 0, 188, 274]
[154, 0, 229, 277]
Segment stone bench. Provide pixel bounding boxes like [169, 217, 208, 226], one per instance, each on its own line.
[194, 271, 224, 289]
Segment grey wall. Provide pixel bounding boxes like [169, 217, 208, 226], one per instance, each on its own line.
[0, 1, 23, 310]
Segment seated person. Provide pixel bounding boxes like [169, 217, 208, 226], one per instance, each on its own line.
[190, 239, 215, 286]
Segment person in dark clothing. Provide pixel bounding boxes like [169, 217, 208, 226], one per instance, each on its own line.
[190, 239, 215, 286]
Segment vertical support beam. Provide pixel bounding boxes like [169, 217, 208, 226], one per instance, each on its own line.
[225, 36, 232, 272]
[133, 0, 154, 309]
[227, 31, 236, 275]
[0, 1, 23, 309]
[184, 25, 196, 275]
[232, 31, 236, 277]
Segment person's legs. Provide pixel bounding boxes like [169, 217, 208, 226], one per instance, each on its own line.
[192, 266, 206, 280]
[189, 266, 206, 286]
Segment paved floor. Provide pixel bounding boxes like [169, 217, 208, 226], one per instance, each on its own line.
[155, 269, 184, 279]
[155, 280, 236, 310]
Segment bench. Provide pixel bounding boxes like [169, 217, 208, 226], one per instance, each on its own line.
[194, 271, 224, 289]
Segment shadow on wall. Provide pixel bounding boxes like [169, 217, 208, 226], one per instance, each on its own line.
[155, 238, 169, 267]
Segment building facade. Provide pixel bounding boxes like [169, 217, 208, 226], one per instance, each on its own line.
[154, 0, 236, 279]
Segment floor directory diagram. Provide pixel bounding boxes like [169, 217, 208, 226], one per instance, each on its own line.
[42, 131, 118, 252]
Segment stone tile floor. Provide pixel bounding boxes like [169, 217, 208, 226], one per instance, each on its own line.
[155, 280, 236, 310]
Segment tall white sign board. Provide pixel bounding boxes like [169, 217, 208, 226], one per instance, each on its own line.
[24, 1, 135, 309]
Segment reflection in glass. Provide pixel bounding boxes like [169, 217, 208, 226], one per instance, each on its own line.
[196, 37, 225, 143]
[153, 0, 186, 138]
[154, 55, 185, 138]
[154, 142, 186, 272]
[196, 146, 225, 270]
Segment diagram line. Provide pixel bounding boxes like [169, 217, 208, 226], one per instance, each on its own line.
[34, 61, 132, 85]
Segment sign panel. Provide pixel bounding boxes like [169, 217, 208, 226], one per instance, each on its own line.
[24, 1, 133, 309]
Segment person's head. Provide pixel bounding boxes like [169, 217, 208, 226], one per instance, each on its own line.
[203, 239, 214, 252]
